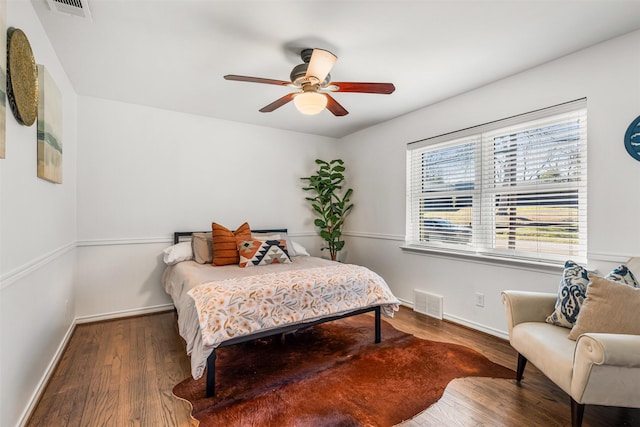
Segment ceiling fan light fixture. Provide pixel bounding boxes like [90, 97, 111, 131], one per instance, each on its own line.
[224, 48, 394, 117]
[294, 91, 327, 115]
[305, 49, 337, 84]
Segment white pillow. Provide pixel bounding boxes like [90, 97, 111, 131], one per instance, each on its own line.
[251, 232, 300, 257]
[291, 241, 310, 257]
[163, 241, 193, 265]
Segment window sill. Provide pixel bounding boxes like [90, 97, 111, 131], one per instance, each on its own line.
[400, 244, 567, 273]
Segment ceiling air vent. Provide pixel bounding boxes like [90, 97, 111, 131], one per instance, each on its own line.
[46, 0, 93, 21]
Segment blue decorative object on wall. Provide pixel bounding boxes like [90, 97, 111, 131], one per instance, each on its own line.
[624, 115, 640, 161]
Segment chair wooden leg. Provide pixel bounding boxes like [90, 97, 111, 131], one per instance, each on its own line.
[570, 398, 585, 427]
[516, 353, 527, 381]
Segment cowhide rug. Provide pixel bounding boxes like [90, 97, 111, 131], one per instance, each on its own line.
[173, 314, 514, 426]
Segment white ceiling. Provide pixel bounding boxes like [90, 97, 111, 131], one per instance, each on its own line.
[31, 0, 640, 138]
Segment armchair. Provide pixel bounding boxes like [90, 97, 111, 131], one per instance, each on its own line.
[502, 258, 640, 427]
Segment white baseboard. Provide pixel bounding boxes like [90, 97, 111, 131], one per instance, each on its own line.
[75, 303, 175, 324]
[18, 321, 76, 427]
[18, 303, 176, 425]
[443, 313, 509, 341]
[397, 297, 509, 341]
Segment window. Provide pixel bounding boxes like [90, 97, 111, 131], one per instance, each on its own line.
[406, 99, 587, 264]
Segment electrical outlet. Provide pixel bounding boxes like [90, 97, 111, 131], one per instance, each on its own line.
[475, 292, 485, 307]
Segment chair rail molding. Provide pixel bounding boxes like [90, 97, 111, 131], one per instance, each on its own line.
[0, 241, 76, 290]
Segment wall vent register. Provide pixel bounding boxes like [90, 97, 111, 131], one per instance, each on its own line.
[46, 0, 92, 21]
[414, 289, 443, 320]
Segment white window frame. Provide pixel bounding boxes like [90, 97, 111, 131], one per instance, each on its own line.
[405, 99, 587, 265]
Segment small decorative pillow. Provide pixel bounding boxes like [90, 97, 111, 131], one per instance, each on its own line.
[567, 275, 640, 340]
[605, 264, 639, 287]
[212, 222, 251, 266]
[237, 239, 292, 268]
[546, 260, 590, 328]
[191, 232, 213, 264]
[163, 241, 193, 265]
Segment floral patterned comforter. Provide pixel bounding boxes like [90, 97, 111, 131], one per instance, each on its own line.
[188, 263, 400, 349]
[162, 256, 399, 379]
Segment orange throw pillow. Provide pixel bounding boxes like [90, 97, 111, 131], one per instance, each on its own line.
[211, 222, 251, 266]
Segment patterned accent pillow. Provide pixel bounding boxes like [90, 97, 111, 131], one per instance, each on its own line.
[546, 260, 590, 328]
[211, 222, 251, 266]
[237, 239, 292, 268]
[546, 261, 640, 328]
[605, 265, 639, 287]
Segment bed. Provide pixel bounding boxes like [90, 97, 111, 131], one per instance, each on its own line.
[162, 229, 400, 397]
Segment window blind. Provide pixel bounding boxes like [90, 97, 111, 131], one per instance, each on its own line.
[407, 135, 478, 246]
[406, 99, 587, 264]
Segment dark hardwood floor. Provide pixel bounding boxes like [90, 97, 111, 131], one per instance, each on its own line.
[26, 312, 196, 427]
[26, 307, 639, 426]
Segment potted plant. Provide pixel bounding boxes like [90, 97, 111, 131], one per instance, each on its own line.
[301, 159, 354, 261]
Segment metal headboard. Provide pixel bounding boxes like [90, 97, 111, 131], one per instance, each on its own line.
[173, 229, 288, 244]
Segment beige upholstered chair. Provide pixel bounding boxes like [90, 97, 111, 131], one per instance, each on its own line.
[502, 258, 640, 427]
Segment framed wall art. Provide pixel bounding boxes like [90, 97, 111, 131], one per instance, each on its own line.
[37, 64, 63, 183]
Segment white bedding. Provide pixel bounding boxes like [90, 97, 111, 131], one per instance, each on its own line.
[162, 256, 399, 379]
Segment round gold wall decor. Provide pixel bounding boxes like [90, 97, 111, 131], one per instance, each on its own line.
[7, 28, 38, 126]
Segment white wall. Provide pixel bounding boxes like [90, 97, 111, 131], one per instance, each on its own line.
[3, 9, 639, 427]
[0, 2, 78, 426]
[74, 96, 338, 318]
[339, 30, 640, 336]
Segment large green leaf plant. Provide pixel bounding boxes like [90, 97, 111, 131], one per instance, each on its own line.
[301, 159, 354, 261]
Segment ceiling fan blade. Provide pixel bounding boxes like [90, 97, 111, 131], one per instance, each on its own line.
[325, 94, 349, 116]
[305, 49, 337, 84]
[328, 82, 396, 94]
[224, 75, 292, 86]
[259, 93, 296, 113]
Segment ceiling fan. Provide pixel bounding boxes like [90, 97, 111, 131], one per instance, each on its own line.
[224, 48, 395, 116]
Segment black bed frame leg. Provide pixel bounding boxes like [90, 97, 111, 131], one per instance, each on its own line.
[203, 305, 382, 397]
[206, 349, 216, 397]
[374, 306, 381, 343]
